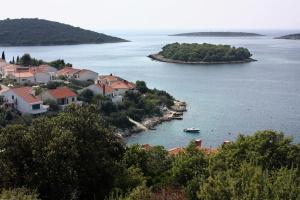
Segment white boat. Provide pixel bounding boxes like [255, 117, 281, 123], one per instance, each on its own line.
[184, 128, 200, 133]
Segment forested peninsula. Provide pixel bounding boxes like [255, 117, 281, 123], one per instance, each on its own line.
[149, 43, 255, 64]
[275, 33, 300, 40]
[0, 18, 128, 46]
[170, 32, 264, 37]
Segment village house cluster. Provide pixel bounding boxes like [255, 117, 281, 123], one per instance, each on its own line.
[0, 58, 135, 115]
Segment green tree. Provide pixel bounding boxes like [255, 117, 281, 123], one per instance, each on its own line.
[135, 81, 148, 94]
[19, 54, 32, 66]
[1, 51, 5, 60]
[78, 89, 94, 103]
[210, 130, 300, 172]
[0, 105, 125, 200]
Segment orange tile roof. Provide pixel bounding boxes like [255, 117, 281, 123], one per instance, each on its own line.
[12, 71, 34, 78]
[29, 65, 54, 73]
[168, 147, 185, 156]
[3, 64, 17, 70]
[110, 80, 135, 90]
[142, 144, 152, 150]
[11, 87, 42, 104]
[48, 87, 77, 99]
[56, 67, 80, 76]
[95, 83, 114, 93]
[76, 69, 97, 75]
[99, 75, 121, 82]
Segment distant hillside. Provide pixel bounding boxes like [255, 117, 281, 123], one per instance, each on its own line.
[170, 32, 264, 37]
[0, 18, 128, 46]
[275, 33, 300, 40]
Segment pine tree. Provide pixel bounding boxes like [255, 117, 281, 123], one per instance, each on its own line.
[16, 56, 20, 64]
[12, 56, 15, 64]
[1, 51, 5, 60]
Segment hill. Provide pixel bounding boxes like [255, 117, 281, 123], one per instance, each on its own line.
[0, 18, 128, 46]
[170, 32, 264, 37]
[149, 43, 255, 64]
[275, 33, 300, 40]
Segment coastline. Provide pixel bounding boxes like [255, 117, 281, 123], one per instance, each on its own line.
[148, 54, 257, 64]
[119, 100, 187, 137]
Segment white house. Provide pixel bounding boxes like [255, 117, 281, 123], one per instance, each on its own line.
[1, 87, 48, 115]
[29, 65, 57, 83]
[56, 67, 98, 81]
[42, 87, 82, 109]
[110, 80, 135, 96]
[0, 59, 8, 77]
[73, 69, 98, 81]
[78, 83, 114, 98]
[96, 74, 122, 85]
[8, 71, 35, 84]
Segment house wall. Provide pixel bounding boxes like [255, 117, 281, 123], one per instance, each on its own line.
[79, 85, 104, 95]
[35, 73, 51, 83]
[77, 71, 98, 81]
[113, 88, 128, 96]
[79, 85, 114, 98]
[42, 91, 78, 106]
[45, 66, 57, 73]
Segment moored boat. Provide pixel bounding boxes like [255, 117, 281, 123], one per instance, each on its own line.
[184, 128, 200, 133]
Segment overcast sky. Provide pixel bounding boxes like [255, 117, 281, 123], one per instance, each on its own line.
[1, 0, 299, 30]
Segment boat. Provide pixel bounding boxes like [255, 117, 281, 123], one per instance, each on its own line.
[183, 128, 200, 133]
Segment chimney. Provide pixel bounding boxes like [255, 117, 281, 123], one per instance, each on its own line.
[103, 84, 106, 96]
[195, 139, 202, 147]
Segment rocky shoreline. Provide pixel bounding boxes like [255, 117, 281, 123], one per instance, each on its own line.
[148, 54, 257, 64]
[119, 100, 187, 137]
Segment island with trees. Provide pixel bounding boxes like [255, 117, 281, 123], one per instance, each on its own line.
[275, 33, 300, 40]
[170, 32, 264, 37]
[0, 18, 128, 46]
[149, 43, 255, 64]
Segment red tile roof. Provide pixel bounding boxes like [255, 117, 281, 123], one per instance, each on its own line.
[168, 147, 185, 156]
[12, 71, 34, 78]
[11, 87, 42, 104]
[56, 67, 80, 76]
[48, 87, 77, 99]
[99, 75, 121, 83]
[76, 69, 97, 75]
[110, 80, 135, 90]
[95, 83, 114, 93]
[29, 65, 54, 73]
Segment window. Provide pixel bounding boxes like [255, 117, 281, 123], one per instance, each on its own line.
[12, 95, 14, 99]
[72, 97, 75, 102]
[32, 104, 40, 110]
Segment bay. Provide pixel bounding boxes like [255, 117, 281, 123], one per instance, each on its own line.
[1, 30, 300, 149]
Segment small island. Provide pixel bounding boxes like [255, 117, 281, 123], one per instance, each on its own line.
[275, 33, 300, 40]
[0, 18, 128, 46]
[170, 32, 264, 37]
[149, 43, 255, 64]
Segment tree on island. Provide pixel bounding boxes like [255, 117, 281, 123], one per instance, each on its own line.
[1, 51, 5, 60]
[158, 43, 252, 63]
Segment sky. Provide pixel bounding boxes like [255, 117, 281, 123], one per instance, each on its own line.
[1, 0, 299, 31]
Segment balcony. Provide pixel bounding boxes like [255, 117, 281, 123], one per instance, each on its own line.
[30, 105, 49, 115]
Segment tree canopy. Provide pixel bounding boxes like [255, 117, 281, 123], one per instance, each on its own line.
[159, 43, 252, 62]
[0, 18, 127, 46]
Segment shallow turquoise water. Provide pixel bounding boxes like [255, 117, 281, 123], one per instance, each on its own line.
[1, 30, 300, 148]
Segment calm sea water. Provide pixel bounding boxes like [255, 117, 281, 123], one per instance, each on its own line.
[1, 30, 300, 148]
